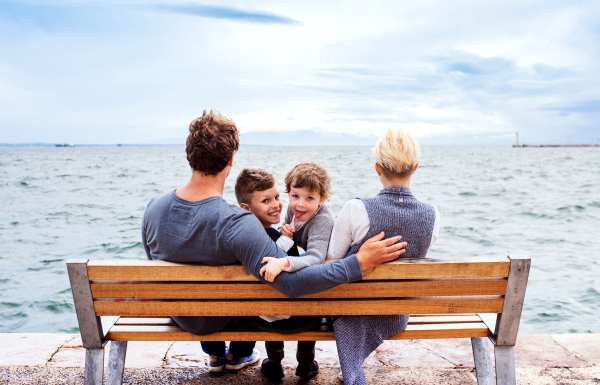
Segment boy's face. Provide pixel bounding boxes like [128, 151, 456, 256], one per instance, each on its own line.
[243, 185, 283, 228]
[288, 186, 326, 223]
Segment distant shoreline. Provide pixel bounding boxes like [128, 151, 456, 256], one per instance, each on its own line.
[513, 144, 600, 148]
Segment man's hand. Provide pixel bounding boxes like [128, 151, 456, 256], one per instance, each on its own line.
[355, 232, 407, 273]
[281, 224, 295, 239]
[260, 257, 291, 282]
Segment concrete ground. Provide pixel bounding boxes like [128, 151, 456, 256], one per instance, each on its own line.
[0, 333, 598, 384]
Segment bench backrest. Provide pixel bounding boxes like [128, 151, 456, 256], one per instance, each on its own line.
[67, 256, 530, 349]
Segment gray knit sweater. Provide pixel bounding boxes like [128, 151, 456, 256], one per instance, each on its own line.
[334, 186, 437, 385]
[282, 204, 334, 272]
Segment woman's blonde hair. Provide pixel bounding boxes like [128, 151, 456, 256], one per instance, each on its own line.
[372, 128, 421, 178]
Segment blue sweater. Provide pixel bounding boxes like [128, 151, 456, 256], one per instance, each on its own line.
[141, 191, 363, 335]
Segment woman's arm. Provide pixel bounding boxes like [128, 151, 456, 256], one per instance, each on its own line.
[327, 199, 370, 260]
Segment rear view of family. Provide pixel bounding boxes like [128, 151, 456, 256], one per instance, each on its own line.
[142, 110, 439, 385]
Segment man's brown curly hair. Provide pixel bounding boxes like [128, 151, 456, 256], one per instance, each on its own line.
[186, 110, 240, 176]
[284, 162, 333, 200]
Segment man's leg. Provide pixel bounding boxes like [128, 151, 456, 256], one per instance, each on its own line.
[201, 341, 228, 372]
[201, 341, 227, 356]
[228, 341, 256, 358]
[225, 341, 260, 370]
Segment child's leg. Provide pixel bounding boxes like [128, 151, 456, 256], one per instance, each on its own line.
[296, 341, 316, 364]
[265, 341, 285, 362]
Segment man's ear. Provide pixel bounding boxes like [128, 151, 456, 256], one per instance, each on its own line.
[413, 162, 418, 173]
[228, 151, 236, 167]
[240, 203, 250, 211]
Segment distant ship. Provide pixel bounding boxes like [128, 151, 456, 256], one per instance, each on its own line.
[55, 143, 74, 147]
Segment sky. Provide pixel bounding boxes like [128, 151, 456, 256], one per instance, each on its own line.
[0, 0, 599, 145]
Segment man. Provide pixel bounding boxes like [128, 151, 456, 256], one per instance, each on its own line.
[141, 110, 407, 373]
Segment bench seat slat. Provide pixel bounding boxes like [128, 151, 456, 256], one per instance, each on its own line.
[114, 315, 484, 326]
[106, 322, 492, 341]
[95, 298, 504, 317]
[91, 280, 507, 299]
[87, 257, 510, 281]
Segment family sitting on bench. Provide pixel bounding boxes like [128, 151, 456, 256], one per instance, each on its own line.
[141, 110, 439, 385]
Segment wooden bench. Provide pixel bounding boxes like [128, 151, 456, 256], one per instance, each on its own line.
[67, 255, 530, 385]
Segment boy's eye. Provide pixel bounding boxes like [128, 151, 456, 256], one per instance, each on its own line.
[307, 197, 314, 200]
[262, 199, 268, 203]
[275, 195, 280, 200]
[292, 195, 299, 198]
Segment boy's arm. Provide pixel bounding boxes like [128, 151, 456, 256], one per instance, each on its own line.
[285, 214, 334, 272]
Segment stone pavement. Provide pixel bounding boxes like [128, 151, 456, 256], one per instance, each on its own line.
[0, 333, 598, 384]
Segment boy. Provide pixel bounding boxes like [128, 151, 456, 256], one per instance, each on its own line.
[234, 164, 334, 381]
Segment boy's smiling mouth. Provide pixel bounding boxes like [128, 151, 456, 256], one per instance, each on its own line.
[268, 210, 280, 218]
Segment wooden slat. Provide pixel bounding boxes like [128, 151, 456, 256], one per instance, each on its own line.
[94, 298, 504, 317]
[117, 318, 175, 325]
[91, 279, 507, 300]
[106, 322, 492, 341]
[114, 315, 483, 326]
[87, 257, 510, 282]
[407, 315, 482, 324]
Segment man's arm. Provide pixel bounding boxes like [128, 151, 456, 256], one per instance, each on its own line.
[227, 214, 406, 298]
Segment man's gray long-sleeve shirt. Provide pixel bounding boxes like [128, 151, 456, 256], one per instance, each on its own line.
[141, 191, 363, 335]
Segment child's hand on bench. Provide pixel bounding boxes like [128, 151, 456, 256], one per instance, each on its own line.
[260, 257, 291, 282]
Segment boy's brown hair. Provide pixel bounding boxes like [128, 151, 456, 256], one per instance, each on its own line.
[284, 162, 333, 200]
[235, 168, 277, 205]
[186, 110, 240, 176]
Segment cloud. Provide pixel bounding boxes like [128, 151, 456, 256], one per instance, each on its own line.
[158, 4, 300, 25]
[537, 100, 600, 115]
[0, 1, 599, 145]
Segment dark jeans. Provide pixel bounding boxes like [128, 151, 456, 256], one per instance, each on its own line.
[265, 340, 316, 364]
[200, 317, 256, 358]
[252, 316, 321, 364]
[201, 341, 256, 358]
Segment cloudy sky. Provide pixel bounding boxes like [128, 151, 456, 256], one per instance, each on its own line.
[0, 0, 599, 145]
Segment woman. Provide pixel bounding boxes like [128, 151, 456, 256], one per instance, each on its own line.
[326, 128, 440, 385]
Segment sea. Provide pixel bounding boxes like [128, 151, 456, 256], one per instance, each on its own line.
[0, 145, 599, 334]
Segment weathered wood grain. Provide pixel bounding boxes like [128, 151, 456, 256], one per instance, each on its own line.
[114, 315, 483, 326]
[106, 322, 492, 341]
[91, 279, 507, 299]
[87, 257, 510, 282]
[94, 297, 504, 317]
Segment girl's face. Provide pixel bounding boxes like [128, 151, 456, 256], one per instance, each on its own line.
[288, 186, 326, 223]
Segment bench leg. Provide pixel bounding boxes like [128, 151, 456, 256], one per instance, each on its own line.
[106, 341, 128, 385]
[494, 345, 516, 385]
[471, 337, 494, 385]
[84, 348, 104, 385]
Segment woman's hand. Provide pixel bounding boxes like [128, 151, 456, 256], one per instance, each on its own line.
[260, 257, 291, 282]
[355, 232, 407, 273]
[282, 224, 296, 239]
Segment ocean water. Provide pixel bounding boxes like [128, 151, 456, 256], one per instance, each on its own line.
[0, 145, 599, 334]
